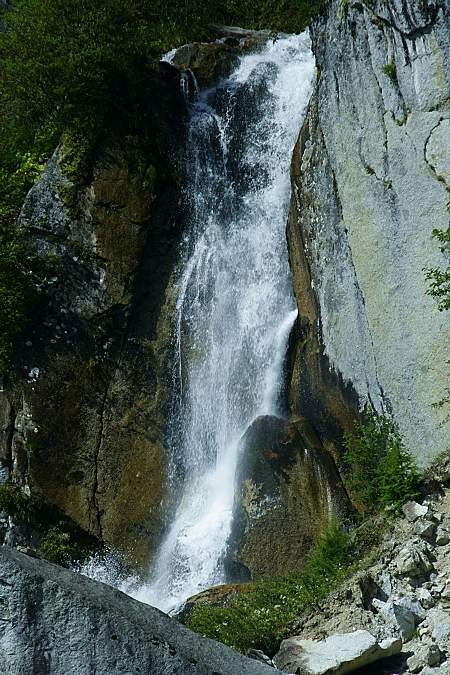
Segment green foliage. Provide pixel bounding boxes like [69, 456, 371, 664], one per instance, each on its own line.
[219, 0, 328, 32]
[339, 0, 349, 21]
[0, 0, 326, 373]
[0, 482, 33, 522]
[0, 0, 326, 151]
[343, 410, 420, 514]
[38, 526, 73, 565]
[0, 150, 52, 373]
[378, 437, 421, 511]
[185, 522, 353, 655]
[424, 223, 450, 414]
[383, 63, 397, 80]
[0, 481, 98, 564]
[425, 225, 450, 312]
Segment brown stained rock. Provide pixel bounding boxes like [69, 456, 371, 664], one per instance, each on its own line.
[171, 42, 241, 88]
[227, 415, 352, 578]
[178, 583, 253, 622]
[3, 66, 187, 573]
[286, 94, 362, 470]
[170, 36, 267, 89]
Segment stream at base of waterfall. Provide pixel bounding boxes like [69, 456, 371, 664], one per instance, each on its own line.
[81, 32, 315, 615]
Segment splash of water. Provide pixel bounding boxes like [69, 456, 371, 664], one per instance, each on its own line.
[81, 32, 315, 614]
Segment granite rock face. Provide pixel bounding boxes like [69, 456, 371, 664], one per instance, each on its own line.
[0, 547, 275, 675]
[288, 0, 450, 466]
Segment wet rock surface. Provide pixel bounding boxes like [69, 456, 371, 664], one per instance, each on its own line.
[169, 28, 269, 87]
[228, 415, 351, 578]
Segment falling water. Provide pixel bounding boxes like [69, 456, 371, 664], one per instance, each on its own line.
[141, 32, 315, 613]
[80, 32, 315, 614]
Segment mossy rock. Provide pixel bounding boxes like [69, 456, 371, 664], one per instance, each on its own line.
[227, 415, 352, 578]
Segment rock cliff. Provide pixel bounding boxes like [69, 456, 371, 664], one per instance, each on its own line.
[0, 63, 187, 571]
[1, 0, 448, 591]
[288, 0, 450, 466]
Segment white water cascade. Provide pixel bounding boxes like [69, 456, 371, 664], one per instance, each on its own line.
[80, 32, 315, 614]
[141, 33, 315, 613]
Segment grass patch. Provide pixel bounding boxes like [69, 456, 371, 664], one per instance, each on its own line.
[383, 63, 397, 81]
[185, 522, 354, 655]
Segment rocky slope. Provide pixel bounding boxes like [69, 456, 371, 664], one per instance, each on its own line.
[288, 0, 450, 466]
[273, 462, 450, 674]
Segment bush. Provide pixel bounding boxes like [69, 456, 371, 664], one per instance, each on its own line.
[0, 0, 327, 152]
[383, 63, 397, 80]
[185, 522, 353, 655]
[424, 225, 450, 312]
[343, 410, 420, 514]
[0, 482, 33, 522]
[38, 526, 73, 565]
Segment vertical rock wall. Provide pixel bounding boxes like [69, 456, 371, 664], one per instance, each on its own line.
[0, 64, 187, 571]
[289, 0, 450, 466]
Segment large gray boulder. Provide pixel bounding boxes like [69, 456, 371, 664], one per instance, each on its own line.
[0, 547, 275, 675]
[273, 630, 402, 674]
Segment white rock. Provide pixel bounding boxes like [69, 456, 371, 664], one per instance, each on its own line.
[407, 653, 425, 674]
[372, 596, 423, 641]
[427, 608, 450, 649]
[396, 595, 426, 621]
[407, 645, 442, 673]
[421, 666, 450, 675]
[396, 543, 434, 578]
[403, 502, 428, 522]
[379, 571, 394, 597]
[273, 630, 402, 675]
[414, 519, 436, 541]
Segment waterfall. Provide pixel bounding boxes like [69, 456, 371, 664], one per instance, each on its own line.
[139, 33, 315, 614]
[79, 32, 315, 614]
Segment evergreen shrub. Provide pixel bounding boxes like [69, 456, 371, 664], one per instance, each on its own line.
[343, 410, 420, 514]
